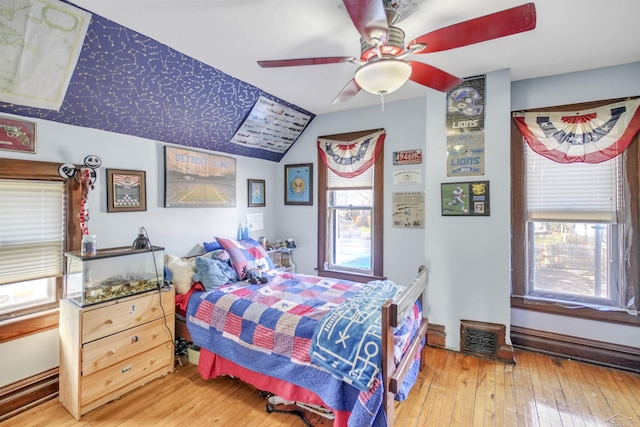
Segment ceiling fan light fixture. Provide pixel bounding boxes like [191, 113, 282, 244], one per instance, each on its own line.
[354, 59, 412, 96]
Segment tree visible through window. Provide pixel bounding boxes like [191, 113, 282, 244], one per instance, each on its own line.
[511, 98, 639, 322]
[317, 129, 385, 281]
[525, 146, 625, 307]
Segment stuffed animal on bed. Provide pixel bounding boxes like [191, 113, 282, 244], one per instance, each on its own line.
[244, 266, 268, 284]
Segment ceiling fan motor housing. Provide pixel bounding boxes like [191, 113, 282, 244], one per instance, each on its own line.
[360, 26, 406, 61]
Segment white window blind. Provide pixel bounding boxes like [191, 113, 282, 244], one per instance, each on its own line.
[526, 144, 621, 222]
[327, 166, 373, 189]
[0, 179, 64, 285]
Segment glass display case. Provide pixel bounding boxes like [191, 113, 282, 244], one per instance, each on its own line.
[64, 246, 164, 307]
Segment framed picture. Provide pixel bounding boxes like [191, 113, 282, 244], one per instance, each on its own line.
[441, 181, 490, 216]
[0, 116, 36, 154]
[248, 179, 265, 207]
[106, 169, 147, 212]
[284, 163, 313, 206]
[164, 146, 236, 208]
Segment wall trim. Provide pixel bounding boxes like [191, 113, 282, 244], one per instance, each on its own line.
[426, 323, 446, 348]
[511, 326, 640, 373]
[0, 368, 59, 422]
[0, 309, 59, 344]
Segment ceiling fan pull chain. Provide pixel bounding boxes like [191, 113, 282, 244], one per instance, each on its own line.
[379, 93, 385, 112]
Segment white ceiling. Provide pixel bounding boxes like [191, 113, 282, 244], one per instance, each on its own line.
[70, 0, 640, 115]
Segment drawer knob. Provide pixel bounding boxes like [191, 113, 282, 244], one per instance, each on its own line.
[108, 349, 116, 356]
[105, 319, 114, 324]
[121, 364, 132, 373]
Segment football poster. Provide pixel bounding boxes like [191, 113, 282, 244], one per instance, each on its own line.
[447, 131, 485, 176]
[446, 75, 486, 134]
[441, 181, 490, 216]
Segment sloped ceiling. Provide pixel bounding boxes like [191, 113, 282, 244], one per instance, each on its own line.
[0, 0, 639, 162]
[0, 6, 313, 162]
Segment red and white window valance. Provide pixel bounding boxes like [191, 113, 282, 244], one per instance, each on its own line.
[317, 129, 385, 178]
[513, 98, 640, 163]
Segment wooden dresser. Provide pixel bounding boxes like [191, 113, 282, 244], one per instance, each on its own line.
[59, 287, 175, 419]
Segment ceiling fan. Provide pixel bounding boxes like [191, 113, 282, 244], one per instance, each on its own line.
[258, 1, 537, 104]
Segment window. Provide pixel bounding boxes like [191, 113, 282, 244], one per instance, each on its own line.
[525, 145, 625, 306]
[317, 129, 384, 281]
[0, 158, 81, 326]
[0, 179, 64, 316]
[511, 99, 639, 324]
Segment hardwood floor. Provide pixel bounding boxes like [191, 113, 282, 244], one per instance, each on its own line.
[2, 346, 638, 426]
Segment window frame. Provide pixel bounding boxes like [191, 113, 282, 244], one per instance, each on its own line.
[511, 98, 640, 326]
[317, 129, 385, 283]
[326, 195, 373, 274]
[0, 158, 82, 342]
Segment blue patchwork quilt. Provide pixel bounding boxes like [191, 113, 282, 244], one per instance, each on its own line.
[186, 272, 422, 427]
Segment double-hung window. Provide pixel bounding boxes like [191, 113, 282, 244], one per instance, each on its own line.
[0, 158, 81, 324]
[511, 98, 639, 321]
[524, 145, 626, 306]
[0, 179, 64, 317]
[317, 129, 385, 281]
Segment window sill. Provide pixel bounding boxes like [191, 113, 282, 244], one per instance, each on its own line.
[511, 295, 639, 326]
[0, 308, 59, 344]
[316, 268, 386, 283]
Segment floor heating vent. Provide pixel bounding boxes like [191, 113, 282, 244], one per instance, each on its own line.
[460, 320, 515, 363]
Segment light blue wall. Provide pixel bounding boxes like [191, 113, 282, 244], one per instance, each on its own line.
[283, 63, 640, 351]
[282, 68, 514, 350]
[0, 117, 281, 256]
[512, 62, 640, 111]
[0, 117, 280, 387]
[280, 95, 428, 287]
[2, 62, 638, 388]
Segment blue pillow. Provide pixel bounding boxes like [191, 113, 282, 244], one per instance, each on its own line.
[192, 257, 236, 291]
[163, 266, 173, 282]
[203, 240, 223, 252]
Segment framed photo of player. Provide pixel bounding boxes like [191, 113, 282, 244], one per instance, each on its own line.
[440, 181, 490, 216]
[284, 163, 313, 206]
[106, 169, 147, 212]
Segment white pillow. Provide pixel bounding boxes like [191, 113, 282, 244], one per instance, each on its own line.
[164, 254, 195, 294]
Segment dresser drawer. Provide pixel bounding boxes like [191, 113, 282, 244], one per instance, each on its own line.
[81, 340, 173, 407]
[81, 290, 174, 343]
[82, 317, 174, 376]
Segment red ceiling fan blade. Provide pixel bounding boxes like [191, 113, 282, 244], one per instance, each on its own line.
[332, 78, 361, 104]
[408, 61, 463, 92]
[343, 0, 389, 45]
[258, 56, 356, 68]
[408, 3, 536, 53]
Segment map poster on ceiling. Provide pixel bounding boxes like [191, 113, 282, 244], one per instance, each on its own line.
[230, 96, 311, 154]
[447, 131, 485, 177]
[0, 0, 91, 111]
[445, 75, 485, 134]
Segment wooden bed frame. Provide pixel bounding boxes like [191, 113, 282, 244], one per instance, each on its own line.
[175, 266, 429, 427]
